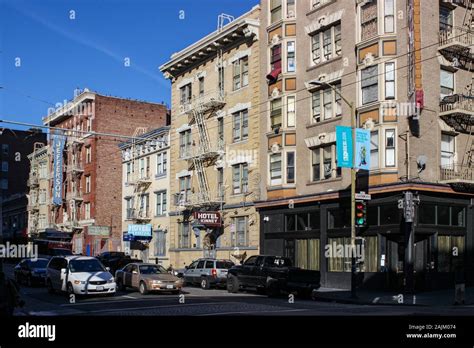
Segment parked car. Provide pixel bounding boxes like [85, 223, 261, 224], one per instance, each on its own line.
[14, 258, 49, 286]
[96, 252, 141, 274]
[227, 255, 320, 298]
[182, 258, 234, 289]
[46, 256, 116, 296]
[115, 263, 183, 295]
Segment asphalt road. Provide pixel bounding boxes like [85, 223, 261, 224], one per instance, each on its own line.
[5, 264, 474, 316]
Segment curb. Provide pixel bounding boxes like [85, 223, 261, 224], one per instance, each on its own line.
[312, 295, 473, 307]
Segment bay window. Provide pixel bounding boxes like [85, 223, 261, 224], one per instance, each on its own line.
[311, 23, 341, 65]
[361, 65, 379, 105]
[385, 129, 396, 167]
[287, 96, 296, 127]
[270, 98, 283, 130]
[384, 0, 394, 33]
[270, 153, 282, 186]
[287, 41, 296, 72]
[385, 62, 395, 99]
[360, 0, 378, 41]
[370, 131, 379, 169]
[287, 152, 295, 183]
[270, 0, 282, 24]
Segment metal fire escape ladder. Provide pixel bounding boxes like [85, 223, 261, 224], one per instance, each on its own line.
[130, 127, 150, 220]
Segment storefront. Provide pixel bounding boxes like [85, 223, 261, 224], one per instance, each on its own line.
[258, 184, 473, 291]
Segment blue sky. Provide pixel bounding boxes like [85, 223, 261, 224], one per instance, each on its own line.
[0, 0, 259, 128]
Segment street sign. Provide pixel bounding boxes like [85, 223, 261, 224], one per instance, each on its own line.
[355, 192, 371, 200]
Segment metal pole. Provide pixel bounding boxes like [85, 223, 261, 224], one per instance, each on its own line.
[350, 102, 357, 299]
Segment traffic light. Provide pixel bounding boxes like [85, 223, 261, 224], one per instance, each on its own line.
[355, 200, 367, 227]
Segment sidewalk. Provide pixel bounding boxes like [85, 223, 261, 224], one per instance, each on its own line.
[313, 286, 474, 307]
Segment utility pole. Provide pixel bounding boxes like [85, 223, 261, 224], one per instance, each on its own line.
[400, 191, 420, 294]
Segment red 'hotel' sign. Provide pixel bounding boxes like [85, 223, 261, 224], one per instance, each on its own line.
[193, 211, 221, 227]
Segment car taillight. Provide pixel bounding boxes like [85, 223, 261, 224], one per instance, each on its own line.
[211, 269, 217, 278]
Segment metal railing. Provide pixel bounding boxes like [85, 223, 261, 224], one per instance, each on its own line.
[173, 189, 225, 207]
[440, 95, 474, 114]
[439, 25, 474, 48]
[440, 163, 474, 182]
[126, 208, 151, 220]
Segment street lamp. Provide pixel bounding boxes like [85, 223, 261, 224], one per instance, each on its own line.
[309, 80, 357, 299]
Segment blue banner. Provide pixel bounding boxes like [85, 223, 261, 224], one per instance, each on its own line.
[126, 224, 152, 241]
[52, 130, 66, 205]
[355, 128, 370, 170]
[336, 126, 353, 168]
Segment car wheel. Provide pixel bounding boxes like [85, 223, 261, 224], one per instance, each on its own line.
[227, 274, 239, 293]
[47, 279, 55, 294]
[139, 281, 148, 295]
[201, 277, 211, 290]
[67, 282, 75, 296]
[116, 279, 125, 291]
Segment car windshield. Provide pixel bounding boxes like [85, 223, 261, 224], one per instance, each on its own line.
[216, 261, 233, 269]
[69, 259, 106, 273]
[139, 265, 167, 274]
[52, 249, 73, 256]
[30, 259, 48, 268]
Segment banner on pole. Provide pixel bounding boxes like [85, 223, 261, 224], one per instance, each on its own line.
[336, 126, 353, 168]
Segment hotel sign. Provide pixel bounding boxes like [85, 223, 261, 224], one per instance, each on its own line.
[193, 212, 221, 227]
[52, 130, 66, 206]
[124, 224, 152, 241]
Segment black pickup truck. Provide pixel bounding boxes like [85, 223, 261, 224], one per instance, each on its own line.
[227, 255, 320, 298]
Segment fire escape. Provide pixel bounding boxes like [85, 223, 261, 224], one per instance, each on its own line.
[64, 134, 84, 231]
[27, 143, 44, 237]
[438, 1, 474, 190]
[128, 127, 152, 223]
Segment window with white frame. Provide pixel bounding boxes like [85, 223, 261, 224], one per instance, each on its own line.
[233, 110, 249, 142]
[156, 152, 167, 176]
[179, 130, 192, 158]
[126, 198, 134, 219]
[39, 189, 46, 204]
[441, 133, 455, 167]
[311, 84, 342, 122]
[385, 62, 395, 99]
[155, 191, 167, 216]
[270, 0, 282, 24]
[233, 57, 249, 91]
[178, 222, 191, 249]
[311, 23, 341, 65]
[39, 163, 47, 178]
[86, 146, 91, 163]
[370, 131, 379, 169]
[287, 41, 296, 72]
[86, 118, 92, 132]
[312, 144, 340, 181]
[270, 98, 283, 130]
[269, 153, 282, 186]
[360, 0, 378, 41]
[384, 0, 394, 33]
[232, 216, 248, 247]
[85, 175, 91, 193]
[139, 157, 150, 178]
[287, 152, 295, 183]
[198, 77, 204, 97]
[287, 0, 295, 18]
[154, 230, 166, 256]
[126, 162, 133, 183]
[139, 194, 149, 217]
[84, 202, 91, 220]
[180, 83, 192, 105]
[440, 68, 454, 99]
[179, 176, 192, 198]
[385, 129, 396, 167]
[361, 65, 379, 105]
[232, 163, 248, 194]
[287, 96, 296, 127]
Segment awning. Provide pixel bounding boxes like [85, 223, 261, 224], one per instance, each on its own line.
[266, 67, 281, 82]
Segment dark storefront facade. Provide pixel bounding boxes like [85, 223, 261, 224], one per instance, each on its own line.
[258, 183, 473, 291]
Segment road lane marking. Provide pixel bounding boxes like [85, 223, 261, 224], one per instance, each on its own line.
[121, 295, 136, 299]
[197, 308, 308, 316]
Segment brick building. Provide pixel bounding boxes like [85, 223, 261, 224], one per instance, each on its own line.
[256, 0, 473, 291]
[43, 89, 168, 256]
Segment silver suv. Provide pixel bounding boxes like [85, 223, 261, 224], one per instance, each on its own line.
[183, 258, 234, 289]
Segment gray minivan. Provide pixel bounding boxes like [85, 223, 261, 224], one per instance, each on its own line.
[183, 258, 234, 289]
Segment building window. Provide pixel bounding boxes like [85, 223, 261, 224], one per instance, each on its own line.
[384, 0, 394, 33]
[155, 191, 167, 216]
[439, 5, 453, 32]
[270, 44, 282, 73]
[311, 24, 341, 65]
[126, 162, 133, 183]
[218, 117, 224, 144]
[178, 223, 191, 249]
[295, 239, 320, 271]
[328, 237, 351, 272]
[1, 161, 8, 172]
[385, 129, 396, 167]
[287, 41, 296, 72]
[361, 65, 379, 105]
[2, 144, 9, 156]
[179, 175, 191, 199]
[312, 144, 340, 181]
[85, 175, 91, 193]
[286, 96, 296, 128]
[270, 98, 283, 130]
[180, 83, 192, 105]
[39, 163, 47, 179]
[179, 130, 192, 158]
[139, 194, 149, 217]
[154, 230, 166, 256]
[232, 217, 248, 247]
[438, 235, 464, 272]
[370, 131, 379, 169]
[440, 68, 454, 99]
[385, 62, 395, 99]
[217, 167, 224, 199]
[233, 57, 249, 91]
[360, 0, 378, 41]
[287, 152, 295, 183]
[126, 198, 134, 219]
[270, 0, 282, 23]
[441, 133, 455, 167]
[232, 110, 249, 142]
[156, 152, 167, 176]
[84, 203, 91, 220]
[218, 66, 224, 94]
[311, 84, 342, 122]
[39, 189, 46, 204]
[198, 77, 204, 97]
[270, 153, 282, 186]
[287, 0, 295, 18]
[139, 157, 150, 178]
[86, 146, 91, 163]
[232, 163, 248, 194]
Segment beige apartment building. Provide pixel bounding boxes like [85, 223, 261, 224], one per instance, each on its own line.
[257, 0, 473, 291]
[120, 126, 171, 267]
[160, 6, 261, 268]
